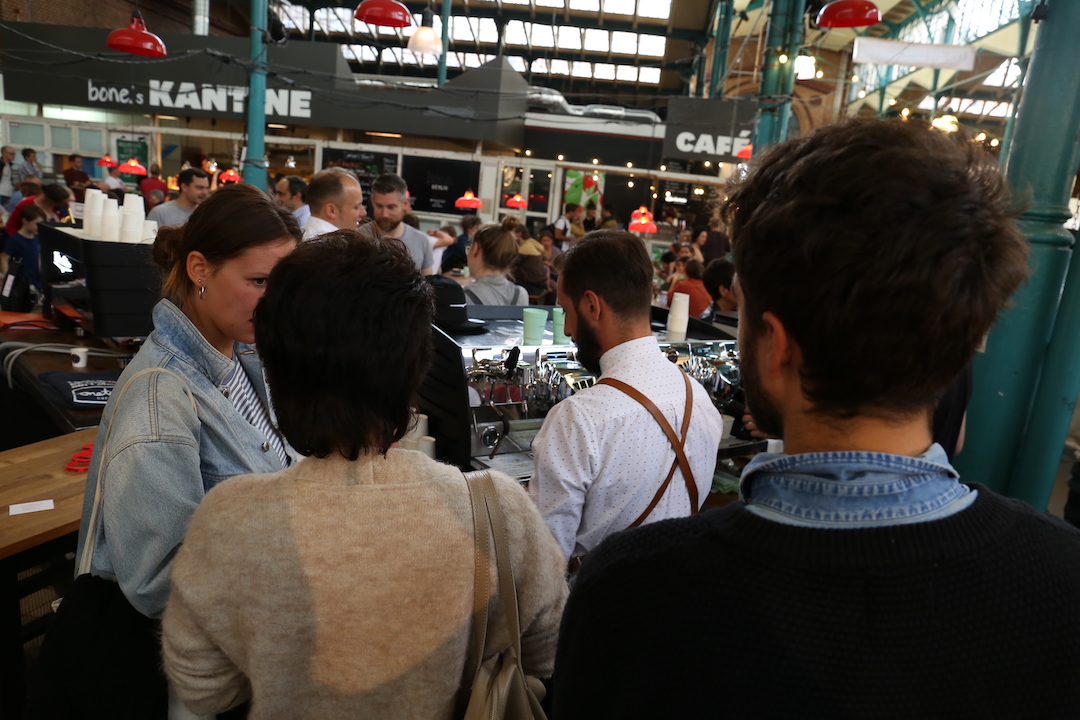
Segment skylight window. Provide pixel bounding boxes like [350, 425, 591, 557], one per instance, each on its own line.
[569, 0, 601, 9]
[508, 56, 528, 72]
[637, 34, 665, 57]
[550, 59, 571, 75]
[532, 58, 550, 73]
[594, 63, 616, 80]
[478, 18, 499, 42]
[558, 26, 583, 51]
[584, 28, 609, 52]
[529, 23, 556, 48]
[536, 0, 564, 7]
[637, 0, 671, 19]
[985, 58, 1020, 87]
[616, 65, 638, 81]
[603, 0, 636, 14]
[639, 67, 661, 83]
[611, 31, 637, 54]
[572, 61, 593, 78]
[505, 20, 527, 45]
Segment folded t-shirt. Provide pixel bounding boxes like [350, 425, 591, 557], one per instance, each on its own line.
[38, 370, 122, 409]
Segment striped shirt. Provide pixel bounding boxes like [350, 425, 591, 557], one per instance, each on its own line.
[222, 360, 289, 469]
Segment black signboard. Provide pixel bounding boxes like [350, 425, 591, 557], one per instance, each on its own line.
[662, 97, 756, 164]
[322, 149, 398, 205]
[400, 157, 481, 214]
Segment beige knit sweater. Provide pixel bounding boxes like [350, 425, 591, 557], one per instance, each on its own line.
[162, 449, 569, 719]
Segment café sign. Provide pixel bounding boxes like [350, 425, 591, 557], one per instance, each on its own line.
[662, 97, 756, 165]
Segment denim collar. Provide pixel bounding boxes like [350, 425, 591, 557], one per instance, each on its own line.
[151, 299, 254, 387]
[739, 443, 975, 528]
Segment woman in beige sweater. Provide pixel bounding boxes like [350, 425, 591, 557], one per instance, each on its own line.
[162, 231, 569, 719]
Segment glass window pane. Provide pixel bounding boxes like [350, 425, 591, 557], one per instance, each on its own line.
[528, 168, 550, 213]
[536, 0, 564, 6]
[611, 31, 637, 53]
[10, 122, 45, 147]
[550, 59, 571, 75]
[479, 18, 499, 42]
[584, 28, 609, 52]
[569, 0, 600, 9]
[531, 58, 550, 73]
[506, 20, 527, 45]
[502, 166, 523, 207]
[639, 67, 661, 83]
[637, 0, 670, 19]
[637, 34, 665, 57]
[51, 126, 73, 149]
[616, 65, 638, 81]
[508, 55, 528, 72]
[572, 61, 592, 78]
[529, 23, 555, 48]
[603, 0, 635, 14]
[593, 63, 616, 80]
[557, 26, 582, 50]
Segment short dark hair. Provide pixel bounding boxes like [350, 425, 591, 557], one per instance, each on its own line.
[723, 118, 1029, 417]
[153, 183, 301, 305]
[21, 148, 35, 159]
[68, 153, 81, 162]
[602, 203, 614, 214]
[559, 230, 652, 321]
[564, 203, 580, 214]
[282, 174, 307, 201]
[371, 173, 408, 201]
[685, 258, 704, 280]
[150, 164, 161, 176]
[42, 183, 70, 204]
[702, 258, 734, 301]
[255, 232, 435, 459]
[20, 204, 46, 223]
[177, 167, 209, 188]
[307, 168, 355, 213]
[460, 214, 482, 232]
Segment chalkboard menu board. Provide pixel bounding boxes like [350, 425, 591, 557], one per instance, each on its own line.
[400, 157, 481, 214]
[322, 149, 398, 204]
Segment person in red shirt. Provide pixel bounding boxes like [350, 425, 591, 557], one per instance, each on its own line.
[666, 258, 712, 317]
[139, 163, 168, 198]
[62, 153, 91, 203]
[5, 183, 69, 236]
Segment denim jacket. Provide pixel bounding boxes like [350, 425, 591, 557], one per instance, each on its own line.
[739, 443, 976, 529]
[76, 299, 296, 618]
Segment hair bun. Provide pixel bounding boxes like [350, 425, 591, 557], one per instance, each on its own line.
[152, 226, 184, 271]
[501, 215, 520, 233]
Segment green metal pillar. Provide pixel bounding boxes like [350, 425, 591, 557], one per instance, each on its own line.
[709, 0, 733, 99]
[437, 0, 452, 86]
[1003, 2, 1080, 508]
[774, 0, 801, 143]
[954, 0, 1080, 498]
[752, 0, 801, 152]
[244, 0, 268, 190]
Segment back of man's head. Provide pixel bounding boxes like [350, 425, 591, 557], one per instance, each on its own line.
[702, 258, 735, 302]
[307, 168, 355, 217]
[564, 203, 580, 216]
[558, 230, 652, 321]
[371, 173, 408, 201]
[724, 118, 1028, 417]
[284, 175, 307, 202]
[42, 183, 71, 205]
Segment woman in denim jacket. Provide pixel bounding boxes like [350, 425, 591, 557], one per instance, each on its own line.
[76, 183, 301, 624]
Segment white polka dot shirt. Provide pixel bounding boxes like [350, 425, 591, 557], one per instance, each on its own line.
[529, 335, 724, 560]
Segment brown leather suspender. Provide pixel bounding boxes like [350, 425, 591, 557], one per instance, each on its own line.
[596, 370, 699, 527]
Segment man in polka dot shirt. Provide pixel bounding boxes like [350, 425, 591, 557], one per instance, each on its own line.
[528, 231, 724, 568]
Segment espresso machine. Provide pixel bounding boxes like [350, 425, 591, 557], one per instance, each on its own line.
[417, 307, 741, 478]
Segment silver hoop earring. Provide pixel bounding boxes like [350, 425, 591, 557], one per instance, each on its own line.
[198, 281, 205, 300]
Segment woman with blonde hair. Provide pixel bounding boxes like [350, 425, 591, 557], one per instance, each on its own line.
[464, 215, 529, 305]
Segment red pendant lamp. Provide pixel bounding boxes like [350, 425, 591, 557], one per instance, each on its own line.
[107, 10, 167, 58]
[219, 168, 241, 183]
[629, 206, 657, 234]
[736, 143, 753, 160]
[354, 0, 413, 28]
[815, 0, 881, 28]
[96, 154, 119, 168]
[505, 193, 527, 209]
[120, 157, 148, 175]
[455, 191, 483, 209]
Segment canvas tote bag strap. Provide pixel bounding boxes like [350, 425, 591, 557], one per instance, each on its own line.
[462, 469, 492, 695]
[78, 367, 198, 577]
[475, 471, 527, 663]
[596, 370, 698, 529]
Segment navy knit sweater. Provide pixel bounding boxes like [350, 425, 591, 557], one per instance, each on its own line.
[552, 484, 1080, 719]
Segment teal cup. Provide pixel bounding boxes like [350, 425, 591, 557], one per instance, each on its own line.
[552, 307, 569, 344]
[522, 308, 548, 345]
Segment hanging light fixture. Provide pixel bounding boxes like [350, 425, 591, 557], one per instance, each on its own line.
[736, 144, 753, 160]
[407, 7, 443, 55]
[219, 168, 242, 183]
[355, 0, 413, 28]
[206, 158, 219, 173]
[285, 156, 297, 169]
[455, 191, 483, 209]
[120, 157, 148, 175]
[505, 193, 527, 209]
[107, 9, 167, 58]
[629, 206, 657, 234]
[96, 155, 119, 168]
[815, 0, 881, 28]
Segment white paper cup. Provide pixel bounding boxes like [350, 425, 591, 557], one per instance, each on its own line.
[721, 414, 735, 438]
[70, 347, 90, 368]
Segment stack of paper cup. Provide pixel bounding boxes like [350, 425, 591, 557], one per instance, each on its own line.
[417, 436, 437, 459]
[667, 291, 690, 342]
[100, 198, 121, 242]
[83, 189, 104, 237]
[142, 220, 159, 243]
[120, 195, 145, 244]
[400, 411, 430, 451]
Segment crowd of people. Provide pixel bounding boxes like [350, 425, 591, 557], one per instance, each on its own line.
[21, 119, 1080, 718]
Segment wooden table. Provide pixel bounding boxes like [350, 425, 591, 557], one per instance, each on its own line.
[0, 427, 97, 719]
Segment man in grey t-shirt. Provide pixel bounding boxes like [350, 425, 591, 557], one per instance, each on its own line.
[147, 167, 210, 228]
[369, 173, 433, 274]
